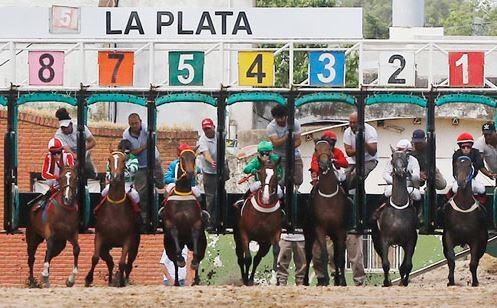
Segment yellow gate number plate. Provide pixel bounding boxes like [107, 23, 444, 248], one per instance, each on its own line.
[238, 52, 274, 87]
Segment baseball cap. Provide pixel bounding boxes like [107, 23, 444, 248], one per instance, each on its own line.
[201, 118, 215, 129]
[411, 129, 426, 142]
[59, 119, 72, 128]
[482, 122, 496, 134]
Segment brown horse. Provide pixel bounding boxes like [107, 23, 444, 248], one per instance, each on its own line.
[443, 156, 488, 287]
[26, 165, 80, 288]
[303, 140, 349, 286]
[234, 158, 282, 286]
[85, 151, 140, 287]
[161, 148, 206, 286]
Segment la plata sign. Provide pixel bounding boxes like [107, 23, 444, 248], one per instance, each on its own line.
[0, 7, 363, 40]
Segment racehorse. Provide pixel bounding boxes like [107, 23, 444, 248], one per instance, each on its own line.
[234, 158, 282, 286]
[303, 140, 349, 286]
[372, 148, 418, 287]
[85, 150, 140, 287]
[443, 156, 488, 287]
[26, 165, 80, 288]
[161, 148, 206, 286]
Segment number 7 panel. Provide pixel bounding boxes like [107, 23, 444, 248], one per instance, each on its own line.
[448, 52, 484, 87]
[98, 51, 134, 87]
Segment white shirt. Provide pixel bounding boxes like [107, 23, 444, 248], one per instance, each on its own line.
[474, 135, 497, 173]
[55, 124, 92, 153]
[383, 155, 421, 186]
[159, 248, 187, 281]
[198, 134, 217, 174]
[343, 123, 378, 163]
[266, 119, 302, 158]
[280, 233, 305, 241]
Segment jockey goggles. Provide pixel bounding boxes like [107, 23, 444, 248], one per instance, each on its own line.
[259, 151, 271, 157]
[50, 149, 62, 155]
[459, 143, 473, 150]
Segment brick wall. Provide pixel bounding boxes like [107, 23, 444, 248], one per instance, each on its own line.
[0, 109, 198, 286]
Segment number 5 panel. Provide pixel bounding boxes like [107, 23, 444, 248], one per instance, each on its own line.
[378, 52, 415, 87]
[309, 51, 346, 87]
[169, 51, 205, 86]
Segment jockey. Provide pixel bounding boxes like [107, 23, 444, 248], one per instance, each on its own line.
[243, 140, 284, 200]
[38, 137, 75, 207]
[383, 139, 422, 202]
[101, 139, 140, 211]
[451, 133, 493, 201]
[164, 143, 201, 198]
[309, 130, 348, 186]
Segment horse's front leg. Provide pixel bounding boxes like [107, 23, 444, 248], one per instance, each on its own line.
[170, 227, 185, 267]
[380, 240, 391, 287]
[249, 242, 272, 286]
[240, 232, 252, 285]
[442, 231, 456, 286]
[469, 239, 486, 287]
[191, 227, 201, 270]
[333, 234, 347, 287]
[85, 233, 102, 287]
[399, 240, 416, 287]
[116, 243, 130, 287]
[66, 235, 80, 287]
[41, 237, 57, 288]
[314, 227, 330, 286]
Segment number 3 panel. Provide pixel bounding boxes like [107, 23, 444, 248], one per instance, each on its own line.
[98, 51, 134, 87]
[309, 51, 346, 87]
[28, 51, 64, 86]
[378, 52, 415, 87]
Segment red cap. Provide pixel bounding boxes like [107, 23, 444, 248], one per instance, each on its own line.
[201, 118, 215, 129]
[177, 143, 192, 156]
[457, 132, 474, 144]
[322, 130, 337, 141]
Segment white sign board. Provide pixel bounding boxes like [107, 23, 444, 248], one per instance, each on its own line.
[378, 52, 416, 87]
[0, 7, 363, 40]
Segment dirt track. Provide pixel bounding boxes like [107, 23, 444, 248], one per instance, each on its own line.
[0, 256, 496, 307]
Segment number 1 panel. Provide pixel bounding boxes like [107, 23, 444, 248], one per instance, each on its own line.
[378, 52, 415, 87]
[448, 52, 484, 87]
[309, 51, 346, 87]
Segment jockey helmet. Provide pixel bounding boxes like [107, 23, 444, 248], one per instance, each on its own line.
[395, 139, 412, 151]
[257, 141, 273, 156]
[457, 132, 474, 144]
[177, 143, 192, 156]
[118, 139, 133, 154]
[48, 137, 63, 153]
[321, 130, 337, 141]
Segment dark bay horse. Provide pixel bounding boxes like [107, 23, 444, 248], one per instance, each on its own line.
[303, 141, 349, 286]
[372, 148, 417, 287]
[234, 158, 281, 286]
[443, 156, 488, 287]
[85, 151, 140, 287]
[161, 148, 206, 286]
[27, 165, 80, 288]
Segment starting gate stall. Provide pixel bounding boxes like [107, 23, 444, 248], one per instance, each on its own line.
[2, 6, 497, 234]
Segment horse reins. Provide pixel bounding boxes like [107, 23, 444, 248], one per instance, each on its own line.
[173, 149, 196, 195]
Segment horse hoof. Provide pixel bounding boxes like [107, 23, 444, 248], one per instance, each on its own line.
[247, 279, 254, 286]
[65, 279, 75, 288]
[472, 281, 479, 287]
[41, 276, 50, 288]
[27, 278, 41, 289]
[190, 260, 199, 270]
[383, 281, 392, 287]
[84, 282, 92, 288]
[447, 281, 455, 287]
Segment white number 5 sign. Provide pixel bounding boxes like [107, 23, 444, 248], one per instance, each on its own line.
[378, 52, 415, 87]
[50, 6, 80, 33]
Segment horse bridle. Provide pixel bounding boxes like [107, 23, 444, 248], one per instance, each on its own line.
[457, 156, 474, 187]
[107, 151, 128, 204]
[256, 170, 279, 205]
[176, 149, 196, 182]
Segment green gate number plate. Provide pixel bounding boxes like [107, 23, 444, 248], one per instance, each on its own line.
[169, 51, 205, 86]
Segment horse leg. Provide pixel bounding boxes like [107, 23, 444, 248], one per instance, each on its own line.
[125, 237, 140, 285]
[234, 230, 247, 285]
[399, 241, 415, 287]
[314, 227, 330, 286]
[174, 261, 180, 286]
[116, 243, 130, 287]
[41, 237, 65, 288]
[85, 233, 103, 287]
[249, 242, 272, 286]
[442, 232, 456, 286]
[170, 227, 185, 267]
[241, 233, 252, 286]
[302, 225, 314, 286]
[469, 239, 486, 287]
[191, 228, 201, 270]
[333, 234, 347, 287]
[380, 240, 391, 287]
[26, 227, 43, 288]
[100, 246, 114, 286]
[65, 236, 80, 287]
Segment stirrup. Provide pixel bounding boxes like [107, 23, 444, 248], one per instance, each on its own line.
[158, 207, 164, 217]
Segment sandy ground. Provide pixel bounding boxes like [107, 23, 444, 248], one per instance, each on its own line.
[0, 255, 496, 307]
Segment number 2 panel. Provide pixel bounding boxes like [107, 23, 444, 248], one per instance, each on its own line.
[449, 52, 484, 87]
[98, 51, 134, 87]
[378, 52, 415, 87]
[309, 51, 345, 87]
[28, 51, 65, 86]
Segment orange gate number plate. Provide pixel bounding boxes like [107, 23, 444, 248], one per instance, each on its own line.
[98, 51, 134, 86]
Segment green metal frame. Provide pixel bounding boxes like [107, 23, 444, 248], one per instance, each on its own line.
[435, 94, 496, 108]
[295, 92, 355, 107]
[366, 94, 427, 108]
[0, 96, 7, 106]
[87, 93, 147, 106]
[16, 93, 77, 106]
[156, 93, 217, 107]
[226, 92, 286, 106]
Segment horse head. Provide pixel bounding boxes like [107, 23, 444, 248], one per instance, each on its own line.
[390, 146, 409, 179]
[315, 140, 335, 175]
[257, 158, 280, 205]
[108, 151, 126, 183]
[178, 148, 197, 184]
[456, 156, 473, 189]
[59, 165, 77, 206]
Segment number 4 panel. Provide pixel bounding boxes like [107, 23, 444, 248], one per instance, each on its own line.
[378, 52, 415, 87]
[28, 51, 65, 86]
[238, 51, 274, 87]
[98, 51, 134, 87]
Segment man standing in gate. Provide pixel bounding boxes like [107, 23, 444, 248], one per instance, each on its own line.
[474, 122, 497, 179]
[342, 111, 379, 286]
[198, 118, 218, 231]
[123, 113, 164, 233]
